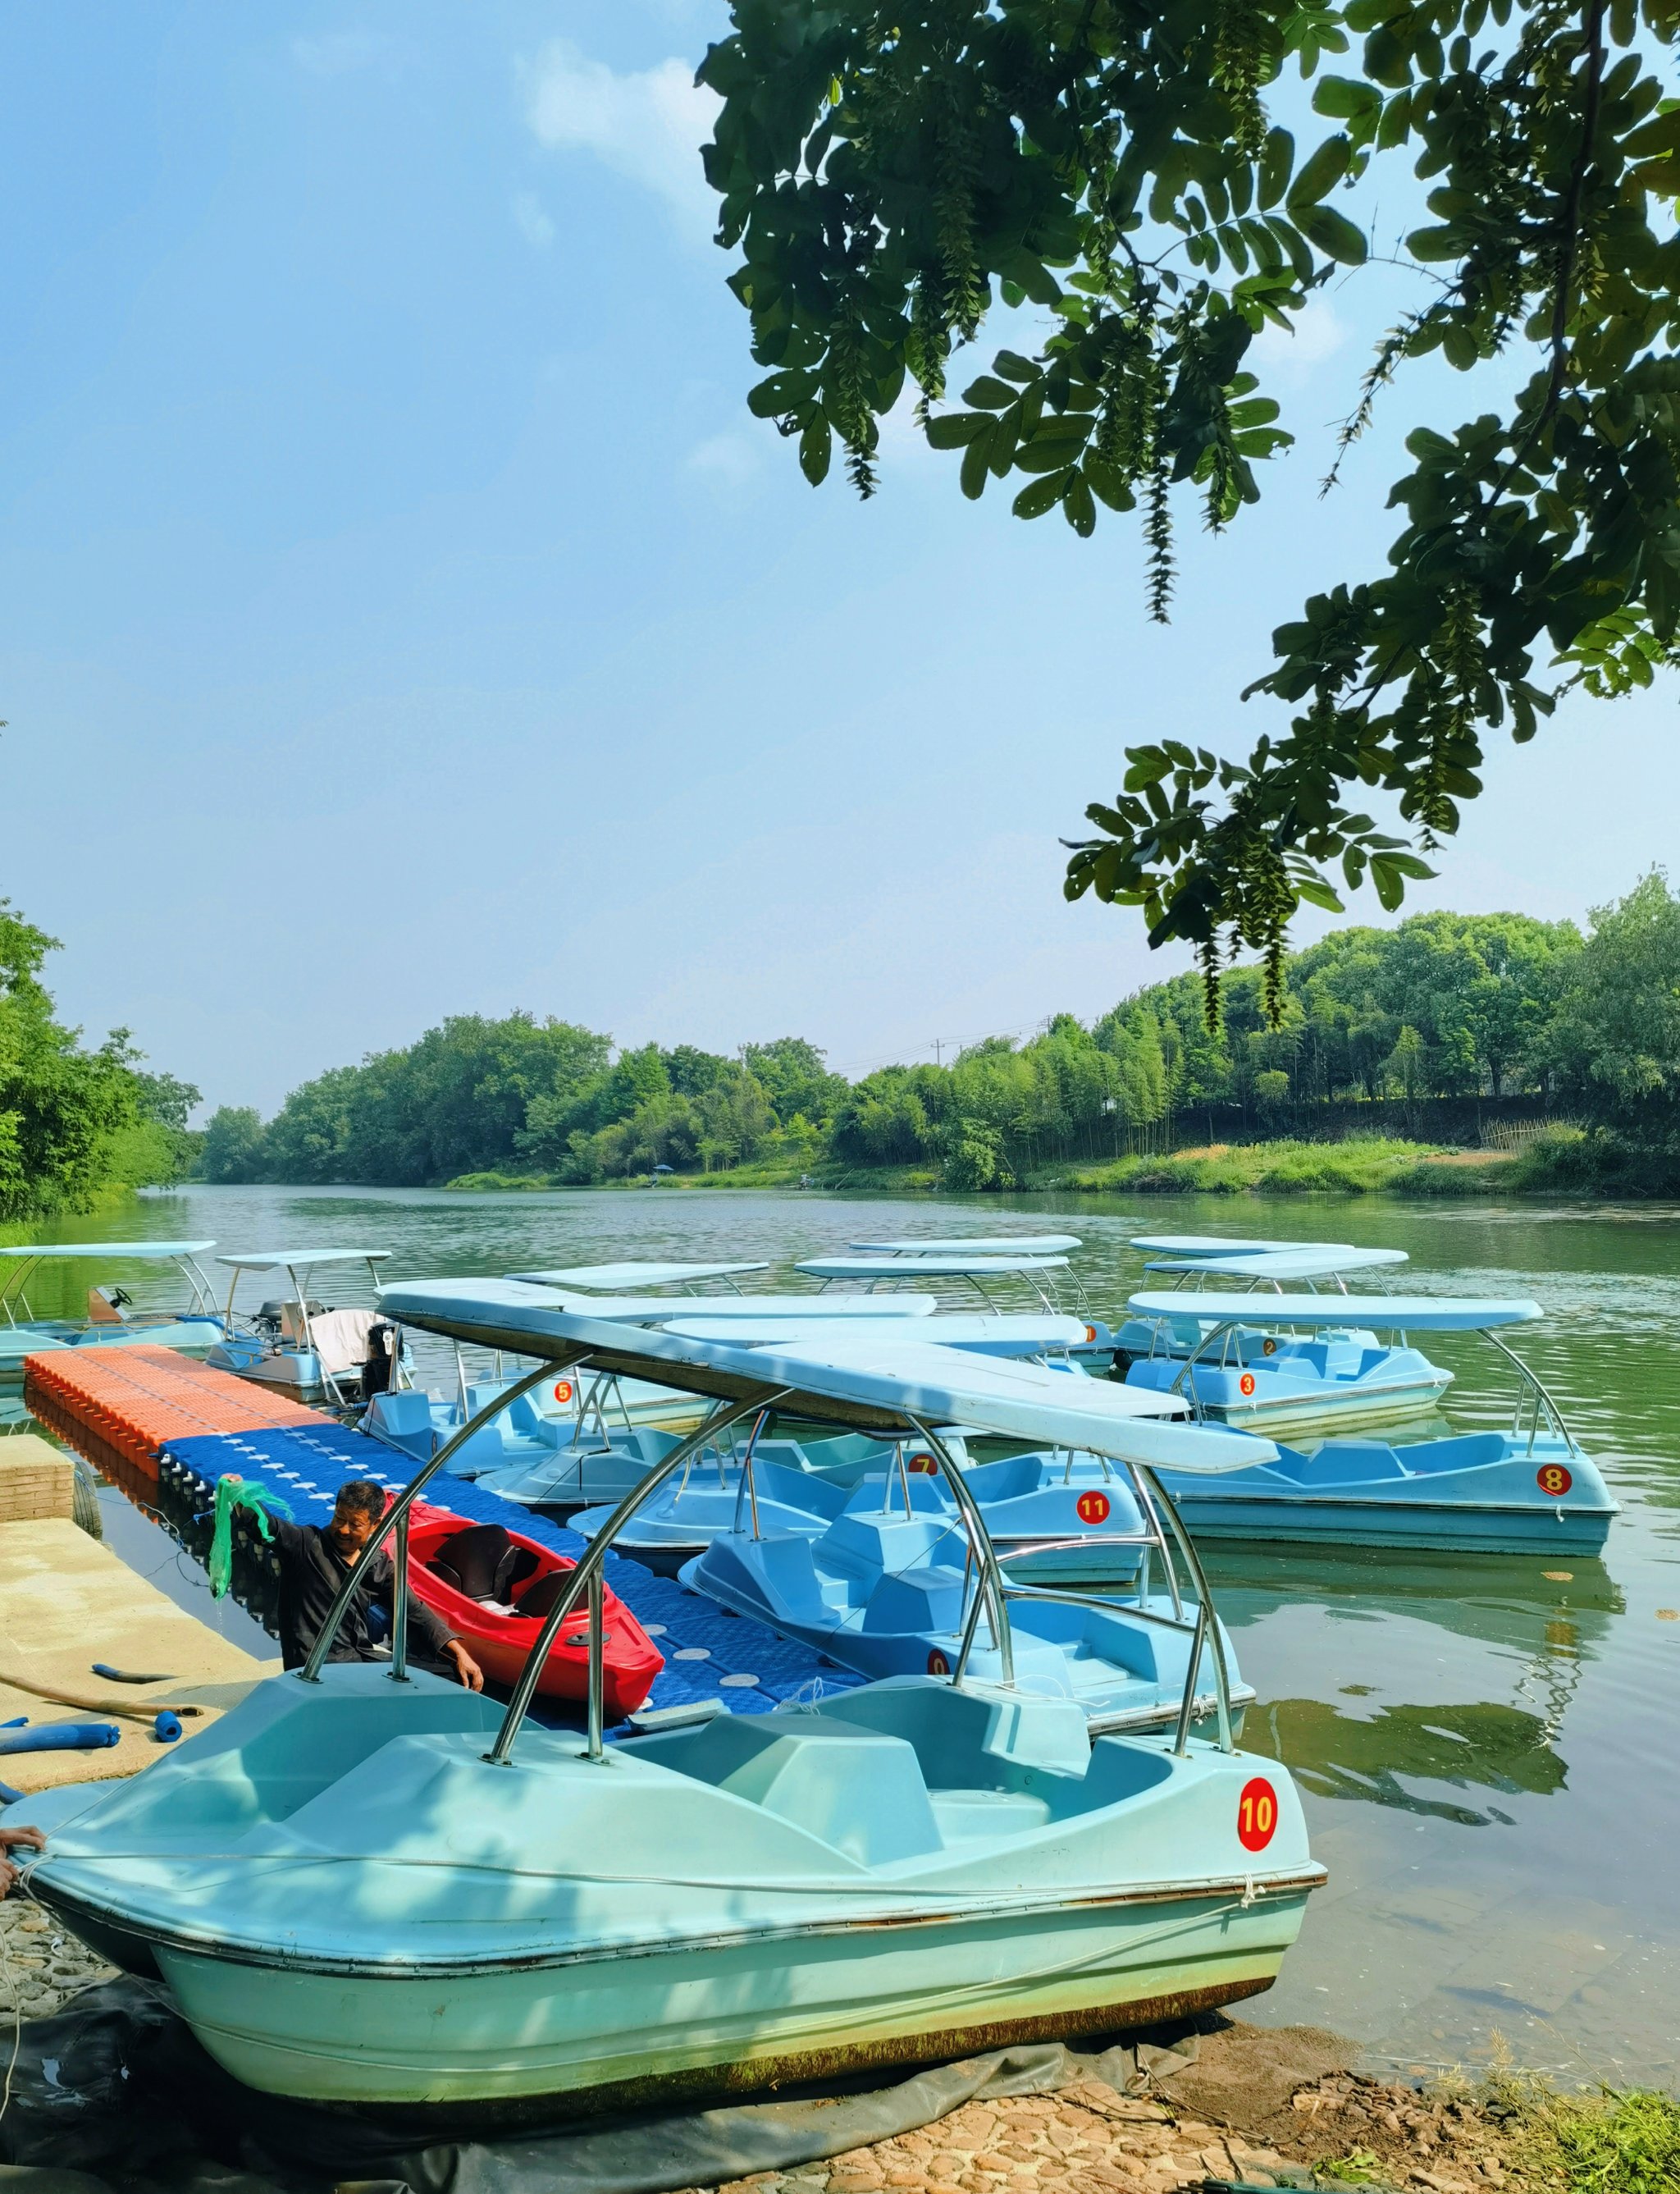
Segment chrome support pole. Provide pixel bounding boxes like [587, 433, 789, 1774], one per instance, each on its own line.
[1139, 1464, 1234, 1754]
[301, 1351, 575, 1682]
[586, 1571, 605, 1762]
[742, 1408, 769, 1539]
[487, 1390, 788, 1767]
[1130, 1462, 1185, 1620]
[1480, 1329, 1578, 1456]
[905, 1415, 1013, 1689]
[389, 1507, 412, 1684]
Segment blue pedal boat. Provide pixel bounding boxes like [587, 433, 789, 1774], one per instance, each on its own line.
[206, 1247, 394, 1405]
[14, 1292, 1322, 2118]
[0, 1240, 226, 1386]
[1136, 1291, 1617, 1554]
[570, 1312, 1139, 1576]
[1118, 1248, 1445, 1436]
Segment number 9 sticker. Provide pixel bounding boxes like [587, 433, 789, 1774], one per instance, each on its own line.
[1537, 1462, 1573, 1497]
[1237, 1776, 1278, 1852]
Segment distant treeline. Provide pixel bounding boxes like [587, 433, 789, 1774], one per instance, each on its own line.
[1, 899, 200, 1220]
[197, 873, 1680, 1191]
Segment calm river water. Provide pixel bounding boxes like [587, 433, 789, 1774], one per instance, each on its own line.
[11, 1182, 1679, 2089]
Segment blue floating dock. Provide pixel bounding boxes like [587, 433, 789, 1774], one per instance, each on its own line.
[160, 1422, 861, 1729]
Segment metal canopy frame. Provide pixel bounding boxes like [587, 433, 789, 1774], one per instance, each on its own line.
[0, 1245, 221, 1331]
[304, 1318, 1239, 1769]
[218, 1251, 391, 1406]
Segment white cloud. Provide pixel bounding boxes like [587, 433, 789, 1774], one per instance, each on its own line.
[523, 39, 719, 231]
[293, 30, 387, 77]
[683, 429, 764, 501]
[511, 190, 555, 249]
[1250, 298, 1349, 381]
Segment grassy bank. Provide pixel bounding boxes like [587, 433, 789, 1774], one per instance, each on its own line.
[442, 1160, 941, 1195]
[1051, 1136, 1512, 1196]
[438, 1127, 1670, 1202]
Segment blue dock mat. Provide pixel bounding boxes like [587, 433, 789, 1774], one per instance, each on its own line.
[161, 1422, 861, 1726]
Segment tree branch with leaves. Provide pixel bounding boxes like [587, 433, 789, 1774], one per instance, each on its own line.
[699, 0, 1680, 1019]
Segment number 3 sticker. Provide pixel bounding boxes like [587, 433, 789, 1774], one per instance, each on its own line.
[1537, 1462, 1573, 1497]
[1239, 1372, 1257, 1396]
[1237, 1776, 1278, 1852]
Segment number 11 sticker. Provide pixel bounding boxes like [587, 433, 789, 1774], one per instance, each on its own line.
[1237, 1776, 1278, 1852]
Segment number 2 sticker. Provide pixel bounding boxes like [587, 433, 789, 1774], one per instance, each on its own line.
[1537, 1463, 1573, 1497]
[1075, 1489, 1111, 1525]
[1237, 1776, 1278, 1852]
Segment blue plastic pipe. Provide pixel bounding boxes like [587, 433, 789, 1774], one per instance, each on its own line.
[0, 1721, 120, 1755]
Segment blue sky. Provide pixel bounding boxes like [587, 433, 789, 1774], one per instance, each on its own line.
[2, 2, 1673, 1115]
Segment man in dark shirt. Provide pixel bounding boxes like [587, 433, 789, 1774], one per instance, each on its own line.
[225, 1476, 484, 1686]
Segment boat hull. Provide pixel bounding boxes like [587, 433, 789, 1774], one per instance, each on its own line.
[1149, 1490, 1614, 1555]
[132, 1882, 1306, 2114]
[0, 1316, 224, 1387]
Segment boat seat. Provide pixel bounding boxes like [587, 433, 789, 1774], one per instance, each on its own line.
[860, 1563, 969, 1634]
[429, 1524, 541, 1603]
[513, 1565, 578, 1620]
[929, 1788, 1053, 1842]
[368, 1391, 438, 1443]
[651, 1713, 942, 1863]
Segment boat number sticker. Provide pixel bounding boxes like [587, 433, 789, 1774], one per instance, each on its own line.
[907, 1452, 938, 1474]
[1084, 1324, 1098, 1345]
[1237, 1777, 1279, 1853]
[553, 1380, 573, 1404]
[1075, 1490, 1111, 1525]
[927, 1648, 950, 1675]
[1239, 1373, 1257, 1396]
[1262, 1337, 1276, 1355]
[1537, 1463, 1573, 1497]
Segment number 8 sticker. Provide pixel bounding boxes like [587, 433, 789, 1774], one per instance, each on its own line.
[1237, 1776, 1278, 1852]
[1537, 1463, 1573, 1497]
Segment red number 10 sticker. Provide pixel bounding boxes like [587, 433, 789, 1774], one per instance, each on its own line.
[1537, 1463, 1573, 1497]
[1075, 1489, 1111, 1525]
[1237, 1776, 1278, 1852]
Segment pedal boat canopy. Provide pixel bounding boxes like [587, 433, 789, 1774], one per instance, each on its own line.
[377, 1285, 1271, 1474]
[504, 1260, 769, 1291]
[1125, 1291, 1542, 1333]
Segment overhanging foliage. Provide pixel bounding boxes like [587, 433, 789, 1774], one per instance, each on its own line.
[699, 1, 1680, 1015]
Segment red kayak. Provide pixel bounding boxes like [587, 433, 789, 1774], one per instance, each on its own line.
[404, 1505, 664, 1719]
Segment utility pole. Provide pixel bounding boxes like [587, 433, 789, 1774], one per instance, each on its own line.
[934, 1039, 942, 1067]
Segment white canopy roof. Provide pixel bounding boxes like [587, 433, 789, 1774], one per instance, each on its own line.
[1126, 1289, 1543, 1332]
[1130, 1235, 1321, 1255]
[381, 1279, 940, 1328]
[0, 1241, 214, 1261]
[1144, 1247, 1410, 1282]
[849, 1236, 1083, 1256]
[375, 1282, 1268, 1471]
[797, 1253, 1070, 1280]
[216, 1249, 390, 1272]
[505, 1261, 769, 1291]
[664, 1312, 1094, 1357]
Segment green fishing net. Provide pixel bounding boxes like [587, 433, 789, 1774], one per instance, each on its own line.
[208, 1475, 293, 1598]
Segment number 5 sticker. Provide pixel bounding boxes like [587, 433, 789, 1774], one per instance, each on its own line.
[1237, 1776, 1278, 1852]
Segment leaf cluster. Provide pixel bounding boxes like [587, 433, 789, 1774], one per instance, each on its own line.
[701, 1, 1680, 1021]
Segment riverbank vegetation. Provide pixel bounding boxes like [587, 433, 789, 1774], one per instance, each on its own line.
[0, 900, 199, 1222]
[195, 875, 1680, 1198]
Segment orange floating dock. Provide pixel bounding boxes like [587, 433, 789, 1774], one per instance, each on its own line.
[24, 1345, 323, 1478]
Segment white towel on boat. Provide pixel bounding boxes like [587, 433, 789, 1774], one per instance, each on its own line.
[308, 1305, 380, 1376]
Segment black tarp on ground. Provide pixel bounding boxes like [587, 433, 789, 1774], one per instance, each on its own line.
[0, 1983, 1203, 2194]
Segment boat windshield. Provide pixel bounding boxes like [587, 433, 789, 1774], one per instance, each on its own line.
[0, 1241, 219, 1326]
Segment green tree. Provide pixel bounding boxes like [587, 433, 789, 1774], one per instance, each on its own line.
[704, 2, 1680, 1006]
[0, 903, 159, 1218]
[199, 1105, 267, 1184]
[1548, 869, 1680, 1131]
[739, 1038, 848, 1125]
